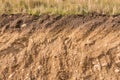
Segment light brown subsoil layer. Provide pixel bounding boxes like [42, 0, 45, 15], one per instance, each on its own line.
[0, 13, 120, 80]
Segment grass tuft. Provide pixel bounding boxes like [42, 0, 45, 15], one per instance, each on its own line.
[0, 0, 120, 15]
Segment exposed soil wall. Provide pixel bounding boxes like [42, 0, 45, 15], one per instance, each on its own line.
[0, 14, 120, 80]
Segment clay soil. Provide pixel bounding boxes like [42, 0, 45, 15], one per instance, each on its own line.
[0, 13, 120, 80]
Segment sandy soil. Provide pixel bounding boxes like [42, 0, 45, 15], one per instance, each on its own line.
[0, 13, 120, 80]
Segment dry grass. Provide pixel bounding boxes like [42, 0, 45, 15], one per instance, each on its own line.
[0, 0, 120, 15]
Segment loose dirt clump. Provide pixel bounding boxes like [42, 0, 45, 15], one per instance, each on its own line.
[0, 13, 120, 80]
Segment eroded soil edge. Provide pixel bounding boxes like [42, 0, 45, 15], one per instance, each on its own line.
[0, 14, 120, 80]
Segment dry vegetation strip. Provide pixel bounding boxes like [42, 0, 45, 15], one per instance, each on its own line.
[0, 0, 120, 15]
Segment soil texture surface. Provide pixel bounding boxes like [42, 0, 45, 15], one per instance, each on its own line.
[0, 13, 120, 80]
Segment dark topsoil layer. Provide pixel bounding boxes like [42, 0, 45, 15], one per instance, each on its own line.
[0, 13, 120, 80]
[0, 13, 120, 32]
